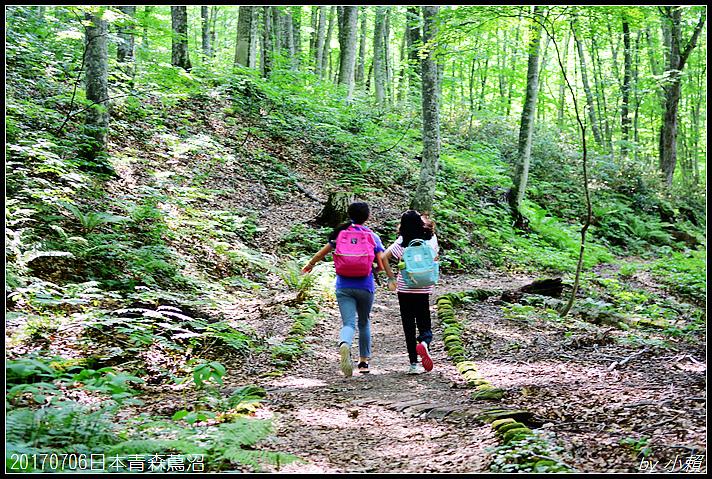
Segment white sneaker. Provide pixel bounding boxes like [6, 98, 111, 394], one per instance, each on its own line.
[339, 342, 353, 377]
[407, 363, 424, 375]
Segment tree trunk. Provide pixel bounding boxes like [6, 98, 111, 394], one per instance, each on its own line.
[317, 192, 355, 227]
[322, 7, 336, 76]
[356, 6, 368, 86]
[116, 6, 136, 79]
[314, 6, 326, 75]
[590, 35, 611, 152]
[201, 6, 212, 60]
[383, 8, 393, 104]
[171, 6, 192, 71]
[81, 9, 110, 165]
[397, 24, 407, 101]
[142, 6, 153, 49]
[261, 6, 274, 77]
[410, 6, 440, 215]
[658, 6, 706, 189]
[337, 6, 359, 98]
[235, 6, 254, 68]
[506, 13, 522, 117]
[621, 17, 632, 157]
[557, 33, 570, 129]
[282, 10, 296, 71]
[509, 6, 543, 228]
[536, 34, 550, 122]
[406, 6, 421, 96]
[291, 7, 302, 71]
[572, 12, 601, 145]
[308, 6, 317, 63]
[500, 278, 565, 303]
[373, 6, 387, 108]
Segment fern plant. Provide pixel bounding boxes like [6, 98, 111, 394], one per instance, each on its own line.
[277, 259, 317, 302]
[107, 417, 300, 472]
[60, 202, 131, 235]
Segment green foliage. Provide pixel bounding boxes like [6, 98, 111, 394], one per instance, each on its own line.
[107, 416, 300, 472]
[4, 6, 706, 472]
[619, 435, 652, 457]
[280, 223, 330, 256]
[6, 401, 123, 458]
[489, 432, 574, 473]
[59, 202, 131, 236]
[650, 249, 706, 303]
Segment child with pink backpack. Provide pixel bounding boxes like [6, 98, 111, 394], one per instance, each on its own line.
[302, 201, 385, 376]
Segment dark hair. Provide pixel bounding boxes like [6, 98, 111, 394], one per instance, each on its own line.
[399, 210, 434, 246]
[327, 201, 370, 242]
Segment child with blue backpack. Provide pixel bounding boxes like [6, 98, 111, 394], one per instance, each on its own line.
[302, 201, 385, 377]
[382, 210, 439, 374]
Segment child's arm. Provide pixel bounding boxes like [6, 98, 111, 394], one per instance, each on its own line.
[302, 243, 333, 274]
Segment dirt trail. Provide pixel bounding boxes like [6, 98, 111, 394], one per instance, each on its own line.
[208, 268, 706, 473]
[246, 275, 533, 473]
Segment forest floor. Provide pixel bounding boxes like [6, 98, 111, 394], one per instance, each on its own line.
[45, 97, 705, 473]
[128, 270, 706, 473]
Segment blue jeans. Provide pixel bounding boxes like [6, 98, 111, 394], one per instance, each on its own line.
[336, 288, 374, 359]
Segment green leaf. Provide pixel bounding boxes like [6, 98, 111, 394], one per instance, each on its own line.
[173, 410, 189, 421]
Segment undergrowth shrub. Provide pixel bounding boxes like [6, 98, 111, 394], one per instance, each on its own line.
[650, 249, 706, 303]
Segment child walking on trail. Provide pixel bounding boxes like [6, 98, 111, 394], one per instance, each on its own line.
[302, 201, 385, 377]
[382, 210, 439, 375]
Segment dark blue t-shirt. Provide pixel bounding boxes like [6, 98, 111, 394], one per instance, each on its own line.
[329, 225, 385, 293]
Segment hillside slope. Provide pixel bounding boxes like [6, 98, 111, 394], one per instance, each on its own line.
[6, 74, 706, 473]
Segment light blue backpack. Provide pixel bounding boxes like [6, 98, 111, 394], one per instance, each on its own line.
[401, 239, 439, 288]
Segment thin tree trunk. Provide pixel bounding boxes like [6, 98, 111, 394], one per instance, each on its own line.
[557, 33, 570, 129]
[572, 11, 601, 145]
[658, 6, 706, 189]
[337, 6, 359, 98]
[384, 7, 393, 104]
[509, 6, 543, 228]
[397, 23, 406, 101]
[201, 6, 212, 60]
[235, 6, 254, 67]
[506, 12, 522, 117]
[262, 6, 274, 77]
[314, 6, 326, 75]
[116, 6, 136, 79]
[591, 35, 611, 152]
[308, 6, 318, 62]
[498, 29, 509, 113]
[373, 6, 386, 108]
[621, 17, 632, 157]
[536, 34, 550, 121]
[171, 6, 192, 71]
[322, 6, 336, 76]
[356, 6, 367, 85]
[292, 7, 302, 70]
[411, 6, 440, 214]
[82, 9, 110, 166]
[406, 6, 421, 97]
[546, 12, 593, 318]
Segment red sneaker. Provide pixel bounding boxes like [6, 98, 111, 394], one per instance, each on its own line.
[416, 342, 433, 372]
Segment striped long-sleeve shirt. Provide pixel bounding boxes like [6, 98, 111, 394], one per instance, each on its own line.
[388, 234, 439, 294]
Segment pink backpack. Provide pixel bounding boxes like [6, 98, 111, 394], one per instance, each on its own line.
[333, 225, 376, 277]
